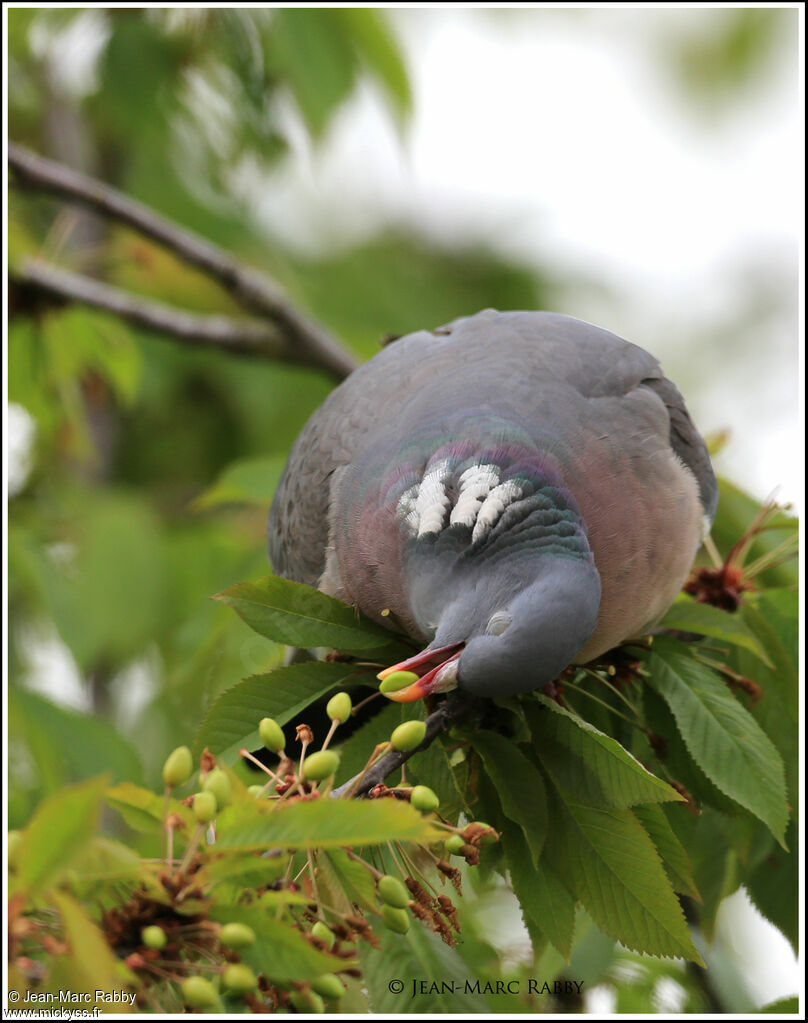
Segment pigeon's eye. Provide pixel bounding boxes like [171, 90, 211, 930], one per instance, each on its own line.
[486, 611, 512, 636]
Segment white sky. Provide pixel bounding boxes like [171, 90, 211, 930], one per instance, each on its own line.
[253, 7, 802, 507]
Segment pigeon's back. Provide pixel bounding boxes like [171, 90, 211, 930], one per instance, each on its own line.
[268, 309, 716, 657]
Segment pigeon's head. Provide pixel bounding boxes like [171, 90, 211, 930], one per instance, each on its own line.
[378, 555, 601, 701]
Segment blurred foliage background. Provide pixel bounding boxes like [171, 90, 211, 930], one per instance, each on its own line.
[7, 7, 799, 1014]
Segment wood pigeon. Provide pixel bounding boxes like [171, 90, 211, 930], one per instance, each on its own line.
[268, 310, 717, 702]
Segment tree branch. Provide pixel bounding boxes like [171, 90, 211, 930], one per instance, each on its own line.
[9, 142, 359, 380]
[11, 259, 298, 359]
[332, 694, 478, 799]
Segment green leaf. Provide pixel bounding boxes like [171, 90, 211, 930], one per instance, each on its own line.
[660, 597, 772, 665]
[527, 696, 680, 807]
[216, 796, 442, 851]
[746, 818, 798, 952]
[759, 996, 799, 1013]
[203, 850, 290, 888]
[474, 730, 548, 865]
[338, 8, 412, 120]
[407, 734, 469, 820]
[209, 904, 346, 982]
[194, 660, 369, 764]
[361, 918, 486, 1013]
[333, 700, 403, 786]
[10, 687, 143, 794]
[51, 892, 135, 1005]
[321, 849, 378, 913]
[632, 804, 700, 901]
[642, 640, 789, 845]
[501, 817, 576, 961]
[192, 455, 286, 510]
[736, 592, 798, 796]
[270, 9, 357, 138]
[669, 808, 745, 941]
[105, 782, 194, 834]
[541, 778, 701, 963]
[212, 574, 391, 650]
[16, 776, 109, 896]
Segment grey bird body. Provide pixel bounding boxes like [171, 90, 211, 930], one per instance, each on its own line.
[268, 310, 716, 698]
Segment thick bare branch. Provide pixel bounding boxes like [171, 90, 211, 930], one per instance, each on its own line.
[13, 259, 292, 359]
[331, 694, 477, 799]
[9, 142, 359, 380]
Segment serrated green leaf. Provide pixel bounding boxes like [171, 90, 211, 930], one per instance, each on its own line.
[474, 730, 548, 865]
[660, 597, 772, 665]
[213, 574, 391, 650]
[194, 661, 369, 764]
[500, 816, 576, 961]
[527, 696, 680, 807]
[632, 804, 700, 901]
[641, 686, 740, 814]
[540, 777, 701, 963]
[16, 775, 109, 896]
[216, 796, 442, 851]
[642, 640, 789, 845]
[192, 455, 286, 510]
[361, 918, 486, 1013]
[209, 904, 346, 981]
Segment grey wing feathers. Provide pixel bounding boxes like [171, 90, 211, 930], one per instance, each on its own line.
[639, 374, 719, 523]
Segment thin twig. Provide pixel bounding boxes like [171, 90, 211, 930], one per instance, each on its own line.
[331, 694, 478, 799]
[9, 142, 359, 380]
[12, 259, 289, 357]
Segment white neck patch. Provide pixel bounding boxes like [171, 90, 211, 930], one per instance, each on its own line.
[397, 461, 524, 541]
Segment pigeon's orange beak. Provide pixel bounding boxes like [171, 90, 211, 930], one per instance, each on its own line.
[377, 642, 464, 702]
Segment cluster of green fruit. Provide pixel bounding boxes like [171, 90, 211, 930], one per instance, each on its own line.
[140, 919, 346, 1010]
[162, 745, 233, 822]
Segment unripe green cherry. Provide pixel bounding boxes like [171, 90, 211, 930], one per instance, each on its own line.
[141, 925, 167, 950]
[410, 785, 439, 813]
[445, 834, 466, 855]
[326, 691, 352, 723]
[390, 720, 426, 751]
[222, 963, 258, 994]
[247, 785, 264, 798]
[302, 750, 340, 781]
[181, 976, 220, 1009]
[192, 791, 217, 823]
[290, 990, 325, 1013]
[311, 973, 345, 1000]
[162, 745, 193, 787]
[203, 767, 232, 810]
[379, 670, 419, 695]
[377, 874, 410, 909]
[259, 717, 286, 753]
[311, 921, 336, 949]
[381, 904, 410, 934]
[219, 922, 256, 949]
